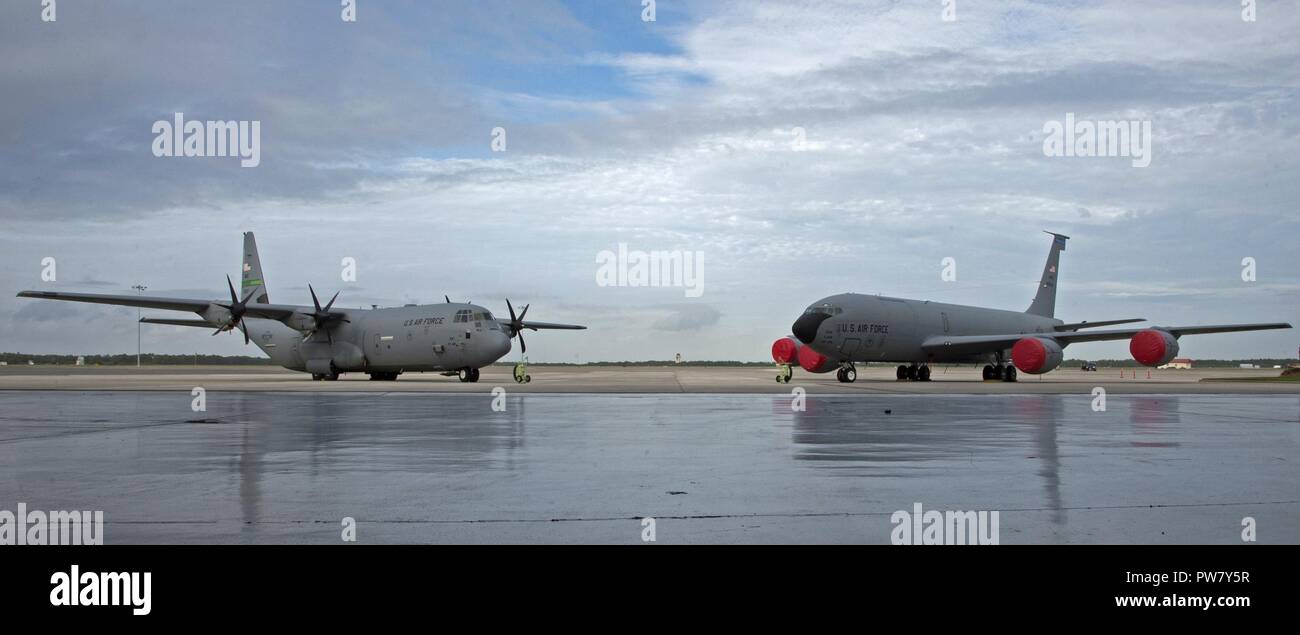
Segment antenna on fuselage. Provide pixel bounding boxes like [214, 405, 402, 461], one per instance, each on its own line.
[445, 295, 450, 303]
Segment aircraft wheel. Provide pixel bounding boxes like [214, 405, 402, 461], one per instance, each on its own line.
[906, 365, 918, 381]
[469, 368, 481, 383]
[993, 365, 1005, 380]
[311, 374, 323, 381]
[918, 366, 931, 381]
[843, 367, 856, 383]
[324, 373, 339, 381]
[1003, 367, 1018, 382]
[982, 365, 994, 380]
[835, 368, 845, 382]
[896, 365, 908, 381]
[524, 375, 531, 383]
[458, 368, 471, 383]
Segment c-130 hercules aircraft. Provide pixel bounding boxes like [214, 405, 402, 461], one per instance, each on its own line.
[772, 232, 1291, 383]
[17, 233, 584, 382]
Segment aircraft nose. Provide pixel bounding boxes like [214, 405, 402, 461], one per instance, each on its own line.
[792, 312, 830, 344]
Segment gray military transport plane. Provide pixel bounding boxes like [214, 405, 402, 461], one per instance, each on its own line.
[772, 232, 1291, 383]
[17, 233, 584, 382]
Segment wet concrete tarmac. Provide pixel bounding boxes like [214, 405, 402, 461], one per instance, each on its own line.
[0, 391, 1296, 544]
[2, 365, 1297, 394]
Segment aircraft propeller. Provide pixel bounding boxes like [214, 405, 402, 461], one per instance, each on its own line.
[302, 284, 350, 343]
[504, 298, 534, 353]
[213, 275, 256, 344]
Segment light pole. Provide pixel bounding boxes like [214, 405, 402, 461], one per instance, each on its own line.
[132, 284, 147, 367]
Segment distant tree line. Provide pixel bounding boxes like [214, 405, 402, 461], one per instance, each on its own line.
[1061, 358, 1297, 368]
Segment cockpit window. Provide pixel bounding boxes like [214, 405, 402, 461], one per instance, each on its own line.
[454, 309, 472, 323]
[803, 304, 843, 316]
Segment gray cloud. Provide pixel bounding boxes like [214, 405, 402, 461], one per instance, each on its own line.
[1, 0, 1296, 361]
[651, 304, 722, 332]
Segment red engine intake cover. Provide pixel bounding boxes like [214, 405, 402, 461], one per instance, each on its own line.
[1130, 329, 1178, 367]
[771, 337, 800, 364]
[1012, 338, 1047, 373]
[1011, 336, 1064, 374]
[797, 345, 834, 373]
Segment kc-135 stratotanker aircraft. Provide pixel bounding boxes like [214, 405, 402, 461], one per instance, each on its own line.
[17, 233, 584, 382]
[773, 232, 1291, 383]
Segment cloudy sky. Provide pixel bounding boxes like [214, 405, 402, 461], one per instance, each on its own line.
[1, 0, 1296, 362]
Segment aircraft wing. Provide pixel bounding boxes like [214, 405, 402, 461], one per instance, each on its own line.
[1053, 318, 1145, 331]
[922, 322, 1292, 356]
[16, 290, 300, 320]
[17, 290, 213, 313]
[140, 317, 216, 328]
[518, 321, 586, 330]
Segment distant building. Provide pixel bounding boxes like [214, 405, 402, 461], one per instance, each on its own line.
[75, 356, 85, 366]
[1158, 358, 1193, 369]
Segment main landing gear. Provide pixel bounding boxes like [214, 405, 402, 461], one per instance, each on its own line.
[458, 367, 481, 383]
[367, 372, 400, 381]
[835, 363, 857, 383]
[311, 363, 340, 381]
[895, 364, 932, 381]
[982, 364, 1018, 382]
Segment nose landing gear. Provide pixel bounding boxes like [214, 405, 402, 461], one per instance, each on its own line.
[835, 363, 857, 383]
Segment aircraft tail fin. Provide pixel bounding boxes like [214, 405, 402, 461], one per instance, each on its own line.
[241, 232, 269, 304]
[1026, 231, 1068, 318]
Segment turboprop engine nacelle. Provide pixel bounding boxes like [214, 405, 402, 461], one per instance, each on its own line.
[1129, 329, 1179, 367]
[199, 303, 232, 326]
[331, 341, 367, 371]
[1011, 336, 1064, 374]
